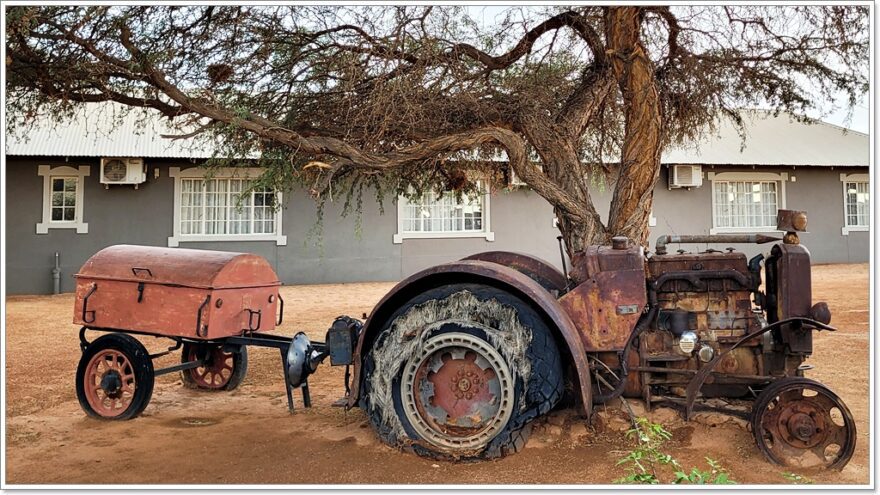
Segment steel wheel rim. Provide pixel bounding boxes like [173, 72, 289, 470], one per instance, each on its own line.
[756, 382, 856, 469]
[401, 331, 514, 451]
[84, 349, 136, 417]
[187, 346, 234, 389]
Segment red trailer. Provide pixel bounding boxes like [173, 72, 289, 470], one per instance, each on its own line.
[73, 245, 327, 420]
[74, 245, 282, 338]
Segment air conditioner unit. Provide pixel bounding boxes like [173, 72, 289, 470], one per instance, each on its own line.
[668, 164, 702, 189]
[100, 158, 146, 186]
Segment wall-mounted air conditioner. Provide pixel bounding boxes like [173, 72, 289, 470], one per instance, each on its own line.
[100, 158, 146, 186]
[668, 164, 702, 189]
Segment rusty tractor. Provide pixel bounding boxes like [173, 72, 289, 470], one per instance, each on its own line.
[73, 209, 855, 470]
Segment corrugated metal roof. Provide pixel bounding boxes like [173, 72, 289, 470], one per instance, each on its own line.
[5, 103, 869, 167]
[5, 102, 218, 158]
[662, 110, 869, 167]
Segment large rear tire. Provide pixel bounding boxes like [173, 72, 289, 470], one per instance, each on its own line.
[361, 283, 563, 460]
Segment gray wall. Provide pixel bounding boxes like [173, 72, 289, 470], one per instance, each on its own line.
[4, 157, 868, 295]
[646, 166, 869, 263]
[5, 157, 560, 294]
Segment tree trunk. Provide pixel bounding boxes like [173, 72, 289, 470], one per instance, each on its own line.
[544, 145, 610, 260]
[516, 8, 663, 284]
[605, 7, 663, 246]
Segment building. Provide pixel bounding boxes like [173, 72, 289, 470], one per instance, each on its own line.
[4, 104, 870, 295]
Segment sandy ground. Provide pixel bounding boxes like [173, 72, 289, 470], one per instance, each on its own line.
[4, 264, 870, 485]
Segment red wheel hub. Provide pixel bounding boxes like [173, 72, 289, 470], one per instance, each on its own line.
[417, 350, 497, 430]
[187, 346, 234, 389]
[83, 349, 135, 418]
[401, 331, 515, 450]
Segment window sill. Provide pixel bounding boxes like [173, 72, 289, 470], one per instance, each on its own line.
[709, 227, 783, 235]
[393, 231, 495, 244]
[168, 234, 288, 247]
[36, 222, 88, 234]
[841, 226, 869, 236]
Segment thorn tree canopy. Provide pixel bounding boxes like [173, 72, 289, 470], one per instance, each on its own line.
[6, 5, 868, 280]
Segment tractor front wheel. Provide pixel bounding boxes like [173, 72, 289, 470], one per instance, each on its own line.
[751, 377, 856, 470]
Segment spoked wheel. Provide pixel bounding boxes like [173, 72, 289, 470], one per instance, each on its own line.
[181, 343, 248, 391]
[751, 377, 856, 470]
[76, 333, 154, 420]
[401, 332, 515, 452]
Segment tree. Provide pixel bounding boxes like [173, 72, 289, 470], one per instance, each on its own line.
[6, 6, 868, 282]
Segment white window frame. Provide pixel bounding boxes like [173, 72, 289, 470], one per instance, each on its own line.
[168, 167, 287, 247]
[707, 171, 787, 234]
[393, 183, 494, 243]
[840, 173, 870, 235]
[36, 165, 89, 234]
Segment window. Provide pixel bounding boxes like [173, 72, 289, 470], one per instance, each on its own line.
[168, 167, 287, 246]
[394, 184, 494, 243]
[179, 178, 277, 235]
[841, 173, 869, 234]
[708, 172, 787, 234]
[37, 165, 89, 234]
[51, 177, 79, 222]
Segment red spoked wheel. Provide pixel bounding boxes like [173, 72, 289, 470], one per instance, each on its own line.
[181, 343, 247, 391]
[84, 349, 135, 417]
[76, 333, 154, 420]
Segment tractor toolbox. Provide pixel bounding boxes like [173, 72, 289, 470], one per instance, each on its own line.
[73, 245, 281, 339]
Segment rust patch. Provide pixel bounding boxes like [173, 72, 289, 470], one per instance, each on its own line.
[73, 245, 281, 339]
[462, 251, 567, 293]
[559, 245, 647, 352]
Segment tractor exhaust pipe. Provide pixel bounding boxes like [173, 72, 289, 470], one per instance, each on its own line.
[654, 234, 781, 255]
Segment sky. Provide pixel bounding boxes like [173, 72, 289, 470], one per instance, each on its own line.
[810, 96, 869, 134]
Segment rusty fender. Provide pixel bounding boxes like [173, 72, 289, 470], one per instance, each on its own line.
[347, 259, 593, 415]
[461, 251, 568, 294]
[684, 317, 836, 420]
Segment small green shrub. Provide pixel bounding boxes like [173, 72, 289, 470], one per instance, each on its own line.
[614, 417, 736, 485]
[781, 472, 814, 484]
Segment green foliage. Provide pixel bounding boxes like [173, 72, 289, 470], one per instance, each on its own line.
[781, 472, 814, 484]
[672, 458, 734, 485]
[614, 418, 736, 485]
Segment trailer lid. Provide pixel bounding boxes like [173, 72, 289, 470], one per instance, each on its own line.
[74, 244, 281, 289]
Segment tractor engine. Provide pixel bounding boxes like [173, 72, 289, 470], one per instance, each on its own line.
[634, 247, 767, 401]
[619, 209, 830, 406]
